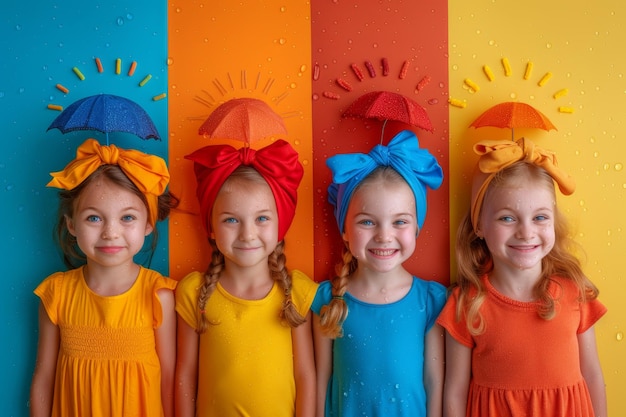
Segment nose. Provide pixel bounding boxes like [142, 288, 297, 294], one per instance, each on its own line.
[238, 221, 255, 241]
[101, 221, 119, 240]
[374, 225, 392, 243]
[515, 220, 534, 241]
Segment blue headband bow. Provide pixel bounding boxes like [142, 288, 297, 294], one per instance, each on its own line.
[327, 130, 443, 232]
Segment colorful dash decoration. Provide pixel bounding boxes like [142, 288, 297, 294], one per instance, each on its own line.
[95, 58, 104, 73]
[350, 63, 364, 81]
[483, 65, 495, 81]
[559, 106, 574, 113]
[524, 62, 534, 80]
[336, 78, 353, 92]
[501, 57, 512, 77]
[56, 84, 69, 94]
[538, 72, 553, 87]
[381, 58, 390, 76]
[323, 91, 340, 100]
[139, 74, 152, 87]
[553, 88, 569, 99]
[399, 60, 410, 79]
[448, 98, 467, 108]
[416, 76, 431, 92]
[152, 93, 167, 101]
[72, 67, 85, 81]
[464, 78, 480, 93]
[128, 61, 137, 76]
[47, 104, 63, 111]
[115, 58, 121, 75]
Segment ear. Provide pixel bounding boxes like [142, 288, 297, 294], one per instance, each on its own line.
[65, 215, 77, 237]
[144, 222, 154, 237]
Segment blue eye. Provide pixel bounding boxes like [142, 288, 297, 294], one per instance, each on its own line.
[224, 217, 238, 224]
[257, 215, 270, 222]
[359, 219, 374, 226]
[121, 215, 136, 222]
[499, 215, 514, 223]
[86, 215, 101, 223]
[535, 214, 549, 221]
[394, 219, 408, 226]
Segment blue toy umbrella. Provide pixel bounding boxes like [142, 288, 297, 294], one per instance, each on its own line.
[47, 94, 161, 144]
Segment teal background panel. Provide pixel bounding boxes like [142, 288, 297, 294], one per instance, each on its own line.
[0, 2, 168, 415]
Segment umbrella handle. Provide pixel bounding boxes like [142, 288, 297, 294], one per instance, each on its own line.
[381, 119, 388, 144]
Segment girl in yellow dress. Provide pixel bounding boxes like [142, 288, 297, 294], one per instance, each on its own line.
[29, 139, 178, 417]
[175, 140, 318, 417]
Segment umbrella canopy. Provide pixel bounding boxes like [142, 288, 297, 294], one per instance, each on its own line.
[198, 97, 287, 145]
[470, 101, 556, 131]
[342, 91, 434, 133]
[47, 94, 160, 141]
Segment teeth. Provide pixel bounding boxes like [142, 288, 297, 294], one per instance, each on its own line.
[372, 249, 395, 256]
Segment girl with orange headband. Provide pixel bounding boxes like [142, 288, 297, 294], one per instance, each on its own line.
[30, 139, 179, 417]
[437, 138, 607, 417]
[174, 140, 318, 417]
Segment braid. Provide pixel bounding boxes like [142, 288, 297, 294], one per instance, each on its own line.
[319, 245, 354, 338]
[197, 239, 224, 334]
[269, 241, 306, 327]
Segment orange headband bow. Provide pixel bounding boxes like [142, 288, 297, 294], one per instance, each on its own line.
[470, 137, 575, 231]
[47, 138, 170, 226]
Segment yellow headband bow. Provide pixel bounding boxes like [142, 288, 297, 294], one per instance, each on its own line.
[470, 137, 575, 231]
[47, 138, 170, 226]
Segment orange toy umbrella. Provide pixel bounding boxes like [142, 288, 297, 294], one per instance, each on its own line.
[342, 91, 434, 134]
[199, 97, 287, 145]
[470, 101, 556, 140]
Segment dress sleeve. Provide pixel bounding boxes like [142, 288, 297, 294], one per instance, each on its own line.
[426, 280, 447, 331]
[174, 271, 204, 330]
[290, 270, 319, 317]
[310, 280, 332, 315]
[578, 297, 607, 334]
[435, 287, 475, 348]
[147, 268, 177, 328]
[33, 271, 65, 325]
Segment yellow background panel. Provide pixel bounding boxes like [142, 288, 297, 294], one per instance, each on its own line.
[448, 1, 625, 413]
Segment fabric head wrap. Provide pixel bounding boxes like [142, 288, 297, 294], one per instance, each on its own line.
[185, 139, 304, 241]
[47, 138, 170, 226]
[327, 130, 443, 232]
[470, 137, 576, 231]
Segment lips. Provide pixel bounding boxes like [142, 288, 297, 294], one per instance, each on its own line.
[97, 246, 124, 254]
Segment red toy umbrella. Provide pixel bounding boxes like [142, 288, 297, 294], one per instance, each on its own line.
[342, 91, 434, 133]
[471, 101, 556, 140]
[198, 97, 287, 145]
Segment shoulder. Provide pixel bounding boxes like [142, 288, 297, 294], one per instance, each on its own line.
[175, 271, 205, 301]
[34, 268, 81, 295]
[291, 270, 318, 292]
[310, 279, 332, 314]
[411, 276, 447, 302]
[289, 270, 319, 313]
[139, 267, 177, 291]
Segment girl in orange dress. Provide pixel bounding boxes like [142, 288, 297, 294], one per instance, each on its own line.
[437, 138, 607, 417]
[29, 139, 178, 417]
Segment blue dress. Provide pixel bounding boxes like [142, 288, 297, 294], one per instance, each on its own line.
[311, 277, 446, 417]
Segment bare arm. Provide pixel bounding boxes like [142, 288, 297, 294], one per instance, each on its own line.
[312, 314, 332, 417]
[424, 323, 445, 417]
[175, 314, 199, 417]
[155, 288, 176, 417]
[442, 331, 471, 417]
[578, 326, 607, 417]
[29, 302, 59, 417]
[292, 311, 316, 417]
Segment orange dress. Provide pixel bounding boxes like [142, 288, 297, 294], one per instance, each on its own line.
[34, 266, 176, 417]
[437, 275, 606, 417]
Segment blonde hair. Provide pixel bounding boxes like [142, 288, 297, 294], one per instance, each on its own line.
[455, 162, 599, 335]
[195, 166, 305, 333]
[319, 166, 408, 338]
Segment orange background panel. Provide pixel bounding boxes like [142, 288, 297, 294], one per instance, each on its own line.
[168, 2, 313, 280]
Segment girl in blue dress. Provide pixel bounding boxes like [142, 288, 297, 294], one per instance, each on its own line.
[312, 130, 446, 417]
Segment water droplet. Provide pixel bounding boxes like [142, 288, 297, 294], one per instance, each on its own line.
[289, 82, 297, 89]
[167, 57, 174, 66]
[116, 17, 124, 26]
[312, 93, 319, 100]
[615, 163, 623, 171]
[617, 332, 623, 341]
[299, 64, 307, 73]
[279, 38, 286, 45]
[15, 24, 22, 31]
[280, 6, 286, 12]
[126, 13, 134, 20]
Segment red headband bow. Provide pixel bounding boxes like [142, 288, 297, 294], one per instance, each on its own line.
[185, 140, 303, 241]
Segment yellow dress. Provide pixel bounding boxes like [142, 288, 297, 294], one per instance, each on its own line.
[34, 266, 177, 417]
[175, 269, 318, 417]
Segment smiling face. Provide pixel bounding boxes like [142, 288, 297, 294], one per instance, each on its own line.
[210, 170, 279, 272]
[476, 165, 556, 278]
[66, 176, 153, 269]
[342, 172, 418, 275]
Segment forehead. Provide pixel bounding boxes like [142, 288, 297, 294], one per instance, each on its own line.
[214, 178, 276, 209]
[485, 181, 555, 210]
[350, 179, 415, 210]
